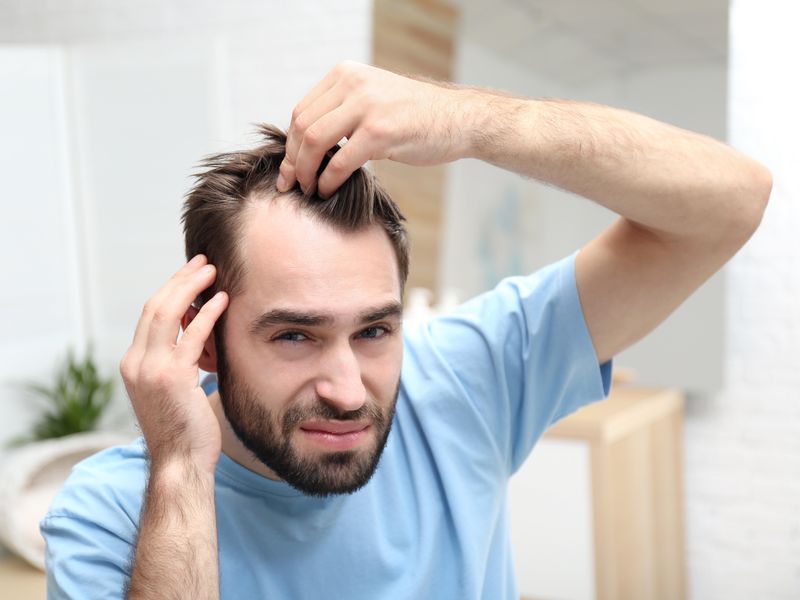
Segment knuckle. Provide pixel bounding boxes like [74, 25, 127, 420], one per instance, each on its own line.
[294, 113, 311, 135]
[291, 105, 303, 124]
[365, 119, 390, 144]
[339, 59, 362, 77]
[303, 125, 325, 149]
[119, 354, 134, 381]
[333, 60, 352, 76]
[150, 308, 169, 325]
[342, 71, 364, 93]
[359, 88, 380, 108]
[141, 300, 155, 318]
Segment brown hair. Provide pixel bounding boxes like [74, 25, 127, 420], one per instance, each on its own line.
[181, 124, 409, 307]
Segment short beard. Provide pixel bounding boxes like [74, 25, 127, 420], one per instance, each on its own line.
[215, 332, 399, 498]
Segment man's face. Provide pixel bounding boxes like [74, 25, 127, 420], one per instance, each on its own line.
[216, 198, 404, 497]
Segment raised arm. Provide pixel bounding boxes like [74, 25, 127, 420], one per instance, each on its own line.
[464, 96, 771, 363]
[119, 255, 229, 599]
[278, 61, 771, 364]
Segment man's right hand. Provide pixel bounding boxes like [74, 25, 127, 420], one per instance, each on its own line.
[120, 254, 229, 476]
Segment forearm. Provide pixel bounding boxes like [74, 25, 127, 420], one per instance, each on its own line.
[126, 460, 219, 600]
[457, 89, 771, 242]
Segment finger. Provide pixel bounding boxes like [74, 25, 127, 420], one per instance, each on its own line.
[280, 68, 343, 192]
[129, 255, 208, 359]
[291, 66, 341, 128]
[317, 131, 377, 198]
[174, 291, 229, 366]
[281, 86, 346, 191]
[293, 106, 362, 195]
[143, 263, 218, 356]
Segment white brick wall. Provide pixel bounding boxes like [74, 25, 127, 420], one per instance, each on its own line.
[683, 1, 800, 597]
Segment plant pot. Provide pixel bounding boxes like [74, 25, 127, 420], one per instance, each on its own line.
[0, 431, 134, 571]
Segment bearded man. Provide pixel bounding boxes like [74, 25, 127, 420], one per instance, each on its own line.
[41, 61, 771, 599]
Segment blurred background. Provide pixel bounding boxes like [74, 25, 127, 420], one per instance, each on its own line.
[0, 0, 797, 598]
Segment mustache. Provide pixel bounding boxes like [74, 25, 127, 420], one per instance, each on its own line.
[281, 398, 386, 435]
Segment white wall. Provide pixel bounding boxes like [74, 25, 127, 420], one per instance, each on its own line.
[0, 1, 372, 447]
[683, 1, 800, 597]
[442, 40, 727, 393]
[0, 48, 86, 445]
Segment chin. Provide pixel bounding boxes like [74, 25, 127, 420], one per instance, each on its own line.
[272, 442, 386, 498]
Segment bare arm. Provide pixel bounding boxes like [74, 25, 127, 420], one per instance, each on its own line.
[278, 62, 771, 364]
[120, 256, 229, 599]
[458, 94, 772, 363]
[126, 461, 218, 599]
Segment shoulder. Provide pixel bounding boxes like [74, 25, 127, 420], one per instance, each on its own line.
[40, 438, 147, 597]
[398, 252, 610, 471]
[43, 437, 148, 535]
[401, 253, 580, 372]
[396, 254, 578, 416]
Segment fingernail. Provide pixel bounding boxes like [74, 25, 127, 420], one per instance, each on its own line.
[276, 174, 287, 192]
[189, 254, 204, 266]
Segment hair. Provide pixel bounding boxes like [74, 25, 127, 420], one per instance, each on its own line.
[181, 124, 409, 309]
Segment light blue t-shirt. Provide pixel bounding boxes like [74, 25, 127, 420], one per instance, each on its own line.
[41, 252, 612, 599]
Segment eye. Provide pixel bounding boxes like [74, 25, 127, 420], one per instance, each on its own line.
[273, 331, 309, 343]
[358, 325, 391, 340]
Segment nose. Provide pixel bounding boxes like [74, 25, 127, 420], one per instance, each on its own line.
[313, 342, 367, 414]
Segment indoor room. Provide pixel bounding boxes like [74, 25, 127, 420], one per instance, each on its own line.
[0, 1, 796, 598]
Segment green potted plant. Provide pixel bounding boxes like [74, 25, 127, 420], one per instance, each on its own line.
[0, 347, 132, 570]
[11, 348, 114, 446]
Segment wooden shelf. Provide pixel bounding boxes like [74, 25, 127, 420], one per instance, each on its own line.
[539, 385, 687, 600]
[546, 386, 684, 443]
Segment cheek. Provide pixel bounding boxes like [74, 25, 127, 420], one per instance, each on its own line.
[227, 343, 310, 406]
[362, 342, 403, 397]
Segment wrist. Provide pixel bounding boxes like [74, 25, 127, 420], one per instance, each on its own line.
[454, 87, 528, 163]
[450, 86, 485, 160]
[145, 435, 221, 478]
[149, 455, 218, 487]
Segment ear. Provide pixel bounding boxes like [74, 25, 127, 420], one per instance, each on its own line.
[181, 304, 219, 373]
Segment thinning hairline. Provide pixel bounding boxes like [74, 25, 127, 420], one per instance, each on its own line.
[244, 189, 381, 233]
[230, 191, 406, 292]
[249, 301, 404, 335]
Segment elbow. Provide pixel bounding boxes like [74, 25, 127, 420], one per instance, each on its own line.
[750, 161, 772, 226]
[729, 160, 772, 244]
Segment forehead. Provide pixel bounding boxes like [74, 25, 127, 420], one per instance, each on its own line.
[235, 197, 401, 317]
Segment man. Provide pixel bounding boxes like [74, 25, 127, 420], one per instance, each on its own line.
[41, 61, 771, 599]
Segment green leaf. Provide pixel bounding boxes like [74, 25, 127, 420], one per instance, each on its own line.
[18, 344, 115, 442]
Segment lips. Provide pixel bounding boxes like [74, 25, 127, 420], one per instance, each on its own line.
[299, 421, 370, 435]
[299, 421, 372, 451]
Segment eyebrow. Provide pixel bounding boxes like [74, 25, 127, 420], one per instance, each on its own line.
[249, 301, 403, 335]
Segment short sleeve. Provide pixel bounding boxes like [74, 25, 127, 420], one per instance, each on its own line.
[41, 514, 133, 599]
[40, 443, 145, 599]
[406, 251, 612, 475]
